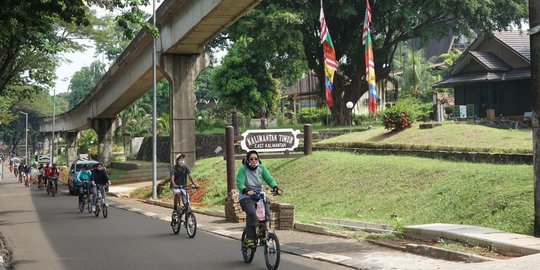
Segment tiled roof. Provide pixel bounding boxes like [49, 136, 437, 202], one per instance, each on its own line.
[434, 68, 530, 88]
[492, 31, 530, 61]
[469, 51, 511, 71]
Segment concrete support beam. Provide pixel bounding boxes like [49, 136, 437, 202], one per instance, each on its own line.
[162, 54, 206, 167]
[42, 133, 51, 156]
[65, 131, 79, 165]
[91, 118, 116, 165]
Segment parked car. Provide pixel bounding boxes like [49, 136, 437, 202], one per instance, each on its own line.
[37, 155, 50, 163]
[68, 159, 99, 195]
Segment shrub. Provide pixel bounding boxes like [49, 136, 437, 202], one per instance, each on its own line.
[381, 110, 412, 131]
[380, 98, 425, 131]
[297, 108, 331, 124]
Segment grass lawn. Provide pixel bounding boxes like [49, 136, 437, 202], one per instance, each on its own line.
[131, 151, 534, 236]
[130, 123, 535, 235]
[317, 123, 532, 154]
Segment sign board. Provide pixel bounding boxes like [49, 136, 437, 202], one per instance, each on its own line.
[459, 105, 467, 118]
[240, 129, 301, 152]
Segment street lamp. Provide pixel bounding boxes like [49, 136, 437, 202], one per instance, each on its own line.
[151, 0, 158, 200]
[346, 101, 354, 132]
[52, 88, 56, 165]
[19, 111, 28, 164]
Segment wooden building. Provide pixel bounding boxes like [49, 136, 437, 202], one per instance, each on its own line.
[435, 31, 531, 119]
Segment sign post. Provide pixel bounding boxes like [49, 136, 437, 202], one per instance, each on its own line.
[240, 129, 301, 153]
[224, 124, 312, 223]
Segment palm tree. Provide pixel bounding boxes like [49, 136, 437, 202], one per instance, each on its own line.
[157, 113, 170, 136]
[115, 100, 152, 159]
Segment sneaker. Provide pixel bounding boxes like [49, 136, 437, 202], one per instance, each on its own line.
[105, 203, 109, 207]
[243, 239, 255, 248]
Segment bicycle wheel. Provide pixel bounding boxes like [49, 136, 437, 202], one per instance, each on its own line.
[241, 230, 256, 263]
[185, 212, 197, 238]
[171, 211, 181, 234]
[102, 204, 108, 218]
[264, 232, 280, 270]
[87, 199, 92, 213]
[95, 203, 100, 217]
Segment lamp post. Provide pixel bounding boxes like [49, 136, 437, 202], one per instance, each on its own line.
[346, 101, 354, 132]
[151, 0, 158, 200]
[51, 88, 56, 165]
[19, 111, 28, 164]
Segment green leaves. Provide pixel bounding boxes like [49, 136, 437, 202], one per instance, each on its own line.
[67, 61, 105, 108]
[212, 39, 279, 116]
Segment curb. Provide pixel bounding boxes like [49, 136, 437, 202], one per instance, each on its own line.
[405, 243, 495, 263]
[108, 192, 505, 266]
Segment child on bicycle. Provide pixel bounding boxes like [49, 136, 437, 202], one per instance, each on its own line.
[236, 150, 282, 248]
[76, 165, 92, 205]
[170, 154, 200, 211]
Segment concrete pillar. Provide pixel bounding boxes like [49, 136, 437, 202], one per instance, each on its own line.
[65, 131, 79, 165]
[42, 133, 51, 155]
[161, 54, 207, 167]
[91, 118, 115, 165]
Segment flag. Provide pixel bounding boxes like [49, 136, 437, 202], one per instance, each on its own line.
[363, 0, 377, 112]
[320, 0, 337, 108]
[362, 0, 371, 45]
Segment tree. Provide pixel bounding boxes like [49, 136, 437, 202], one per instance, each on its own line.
[115, 99, 152, 157]
[212, 38, 279, 117]
[0, 0, 155, 124]
[138, 80, 170, 118]
[0, 0, 88, 96]
[91, 14, 142, 62]
[195, 67, 218, 104]
[218, 0, 528, 124]
[67, 61, 106, 108]
[393, 47, 442, 102]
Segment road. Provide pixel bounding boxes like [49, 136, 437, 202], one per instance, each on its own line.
[0, 174, 352, 270]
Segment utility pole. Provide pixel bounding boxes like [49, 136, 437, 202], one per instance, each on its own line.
[530, 0, 540, 236]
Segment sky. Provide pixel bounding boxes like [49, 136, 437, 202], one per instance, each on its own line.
[55, 44, 97, 94]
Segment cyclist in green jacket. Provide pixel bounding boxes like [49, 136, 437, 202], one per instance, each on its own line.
[236, 150, 281, 248]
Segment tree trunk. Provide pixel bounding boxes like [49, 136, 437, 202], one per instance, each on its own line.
[530, 0, 540, 236]
[330, 72, 367, 126]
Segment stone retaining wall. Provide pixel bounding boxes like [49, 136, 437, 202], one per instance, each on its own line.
[315, 146, 532, 165]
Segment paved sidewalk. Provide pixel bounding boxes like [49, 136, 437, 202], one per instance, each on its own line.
[107, 182, 540, 270]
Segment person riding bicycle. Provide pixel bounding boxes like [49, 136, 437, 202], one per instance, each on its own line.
[37, 164, 44, 188]
[43, 163, 52, 188]
[49, 164, 60, 193]
[170, 154, 200, 211]
[76, 165, 92, 205]
[90, 163, 110, 212]
[24, 163, 31, 179]
[236, 150, 282, 248]
[18, 162, 25, 181]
